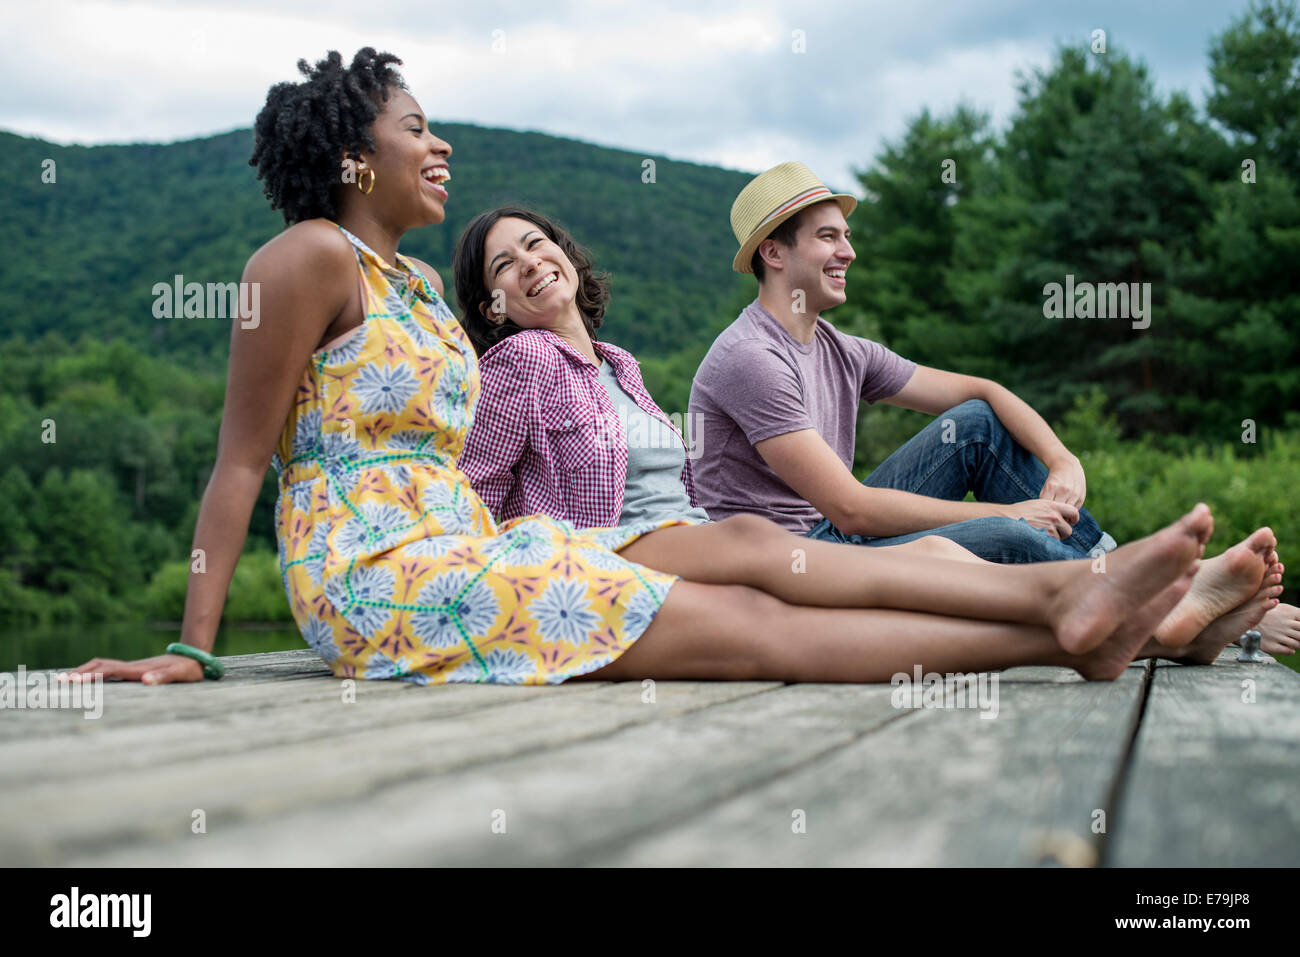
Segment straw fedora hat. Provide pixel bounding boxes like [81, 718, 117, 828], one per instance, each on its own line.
[730, 161, 858, 273]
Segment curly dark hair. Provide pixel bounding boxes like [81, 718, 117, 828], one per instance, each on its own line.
[453, 206, 611, 357]
[249, 48, 408, 225]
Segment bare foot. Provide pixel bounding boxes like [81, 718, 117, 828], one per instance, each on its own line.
[1148, 560, 1284, 665]
[1048, 504, 1211, 655]
[1152, 528, 1275, 648]
[1256, 600, 1299, 656]
[1181, 570, 1282, 664]
[1073, 566, 1198, 680]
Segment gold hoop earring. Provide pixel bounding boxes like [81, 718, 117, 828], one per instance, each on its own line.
[358, 167, 376, 195]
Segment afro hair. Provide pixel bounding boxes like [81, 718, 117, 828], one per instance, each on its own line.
[249, 47, 408, 225]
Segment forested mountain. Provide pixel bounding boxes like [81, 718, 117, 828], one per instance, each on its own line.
[2, 122, 752, 361]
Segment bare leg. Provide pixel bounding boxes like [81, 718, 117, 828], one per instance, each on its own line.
[618, 506, 1213, 654]
[619, 517, 999, 600]
[617, 515, 1078, 618]
[577, 560, 1196, 684]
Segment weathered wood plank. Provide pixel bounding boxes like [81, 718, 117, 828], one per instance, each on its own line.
[60, 667, 1130, 868]
[7, 640, 1291, 867]
[1, 679, 779, 865]
[0, 651, 334, 742]
[1109, 649, 1300, 866]
[0, 680, 608, 786]
[596, 666, 1147, 866]
[56, 681, 898, 867]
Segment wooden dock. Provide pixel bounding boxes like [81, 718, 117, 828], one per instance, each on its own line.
[3, 647, 1297, 866]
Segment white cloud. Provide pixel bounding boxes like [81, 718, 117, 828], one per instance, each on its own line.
[0, 0, 1240, 190]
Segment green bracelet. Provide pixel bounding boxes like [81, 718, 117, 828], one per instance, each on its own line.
[165, 642, 226, 680]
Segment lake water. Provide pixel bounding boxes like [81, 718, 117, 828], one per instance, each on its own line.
[2, 623, 308, 674]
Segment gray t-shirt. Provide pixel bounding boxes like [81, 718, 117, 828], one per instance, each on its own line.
[597, 359, 711, 528]
[687, 300, 916, 533]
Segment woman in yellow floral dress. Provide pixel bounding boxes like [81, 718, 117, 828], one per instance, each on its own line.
[61, 49, 1245, 689]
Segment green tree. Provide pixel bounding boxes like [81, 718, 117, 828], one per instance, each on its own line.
[1208, 0, 1300, 181]
[1170, 0, 1300, 437]
[947, 46, 1219, 434]
[843, 104, 994, 369]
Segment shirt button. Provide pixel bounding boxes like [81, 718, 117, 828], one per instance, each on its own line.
[563, 419, 573, 428]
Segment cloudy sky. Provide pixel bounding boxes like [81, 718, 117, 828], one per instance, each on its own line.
[1, 0, 1253, 190]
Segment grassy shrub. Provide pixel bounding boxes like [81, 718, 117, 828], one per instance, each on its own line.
[1057, 391, 1298, 571]
[1083, 438, 1299, 563]
[138, 547, 292, 623]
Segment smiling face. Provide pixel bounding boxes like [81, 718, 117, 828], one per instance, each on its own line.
[480, 216, 582, 329]
[759, 200, 856, 312]
[347, 88, 453, 228]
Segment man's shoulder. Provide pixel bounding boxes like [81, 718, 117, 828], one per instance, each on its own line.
[713, 302, 777, 340]
[812, 315, 865, 345]
[812, 316, 892, 363]
[701, 310, 793, 367]
[810, 317, 917, 401]
[695, 337, 793, 399]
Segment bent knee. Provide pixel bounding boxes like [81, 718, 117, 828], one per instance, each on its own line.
[718, 513, 793, 546]
[940, 399, 1001, 439]
[911, 534, 978, 561]
[949, 398, 994, 419]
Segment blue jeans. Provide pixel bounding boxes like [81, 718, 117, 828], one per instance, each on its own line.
[804, 400, 1112, 563]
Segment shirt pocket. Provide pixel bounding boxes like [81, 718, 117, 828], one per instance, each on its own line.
[542, 402, 600, 473]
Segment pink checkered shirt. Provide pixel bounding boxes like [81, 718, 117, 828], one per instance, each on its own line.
[459, 329, 699, 528]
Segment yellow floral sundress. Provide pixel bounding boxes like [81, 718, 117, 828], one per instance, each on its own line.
[271, 222, 689, 684]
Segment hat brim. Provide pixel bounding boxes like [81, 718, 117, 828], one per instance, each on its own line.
[733, 193, 858, 274]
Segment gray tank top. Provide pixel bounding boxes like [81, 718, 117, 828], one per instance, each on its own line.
[596, 359, 710, 527]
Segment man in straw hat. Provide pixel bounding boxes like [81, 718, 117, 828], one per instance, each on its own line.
[687, 161, 1117, 562]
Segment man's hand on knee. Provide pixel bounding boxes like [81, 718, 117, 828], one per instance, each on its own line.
[997, 499, 1079, 539]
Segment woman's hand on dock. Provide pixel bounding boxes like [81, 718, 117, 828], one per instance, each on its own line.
[57, 654, 204, 685]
